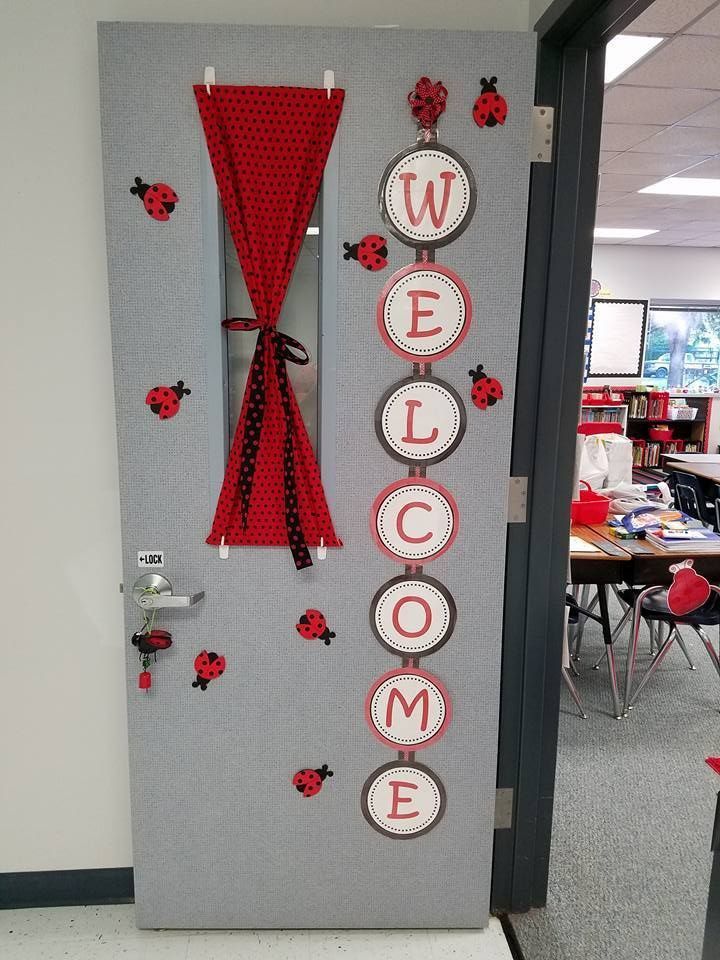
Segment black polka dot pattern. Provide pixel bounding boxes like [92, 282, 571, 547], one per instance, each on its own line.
[194, 85, 345, 566]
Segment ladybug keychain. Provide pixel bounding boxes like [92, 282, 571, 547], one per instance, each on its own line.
[131, 628, 172, 691]
[473, 77, 508, 128]
[296, 609, 336, 645]
[469, 364, 504, 410]
[130, 177, 179, 221]
[292, 764, 333, 798]
[343, 235, 388, 272]
[145, 381, 191, 420]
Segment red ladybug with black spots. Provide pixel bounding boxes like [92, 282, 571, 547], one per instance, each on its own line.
[192, 650, 226, 691]
[343, 234, 388, 272]
[131, 629, 173, 659]
[145, 381, 191, 420]
[473, 77, 508, 128]
[292, 764, 333, 798]
[130, 177, 179, 221]
[469, 364, 504, 410]
[296, 609, 336, 645]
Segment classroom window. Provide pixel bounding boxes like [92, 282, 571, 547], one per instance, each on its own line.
[223, 200, 320, 451]
[642, 305, 720, 391]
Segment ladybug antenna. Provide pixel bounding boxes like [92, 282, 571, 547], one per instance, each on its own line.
[172, 380, 191, 399]
[343, 241, 357, 261]
[317, 764, 333, 780]
[469, 364, 485, 383]
[480, 77, 488, 85]
[490, 76, 498, 84]
[130, 176, 148, 198]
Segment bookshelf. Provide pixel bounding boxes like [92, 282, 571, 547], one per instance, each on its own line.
[625, 390, 709, 469]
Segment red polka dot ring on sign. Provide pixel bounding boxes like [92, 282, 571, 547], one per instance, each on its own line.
[377, 263, 472, 362]
[370, 574, 456, 657]
[365, 667, 452, 751]
[375, 375, 466, 466]
[370, 478, 459, 565]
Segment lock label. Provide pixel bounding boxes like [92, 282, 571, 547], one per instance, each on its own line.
[137, 551, 165, 568]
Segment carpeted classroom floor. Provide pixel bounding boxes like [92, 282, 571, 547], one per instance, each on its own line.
[510, 600, 719, 960]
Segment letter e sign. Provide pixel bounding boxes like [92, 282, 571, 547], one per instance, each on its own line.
[361, 761, 446, 838]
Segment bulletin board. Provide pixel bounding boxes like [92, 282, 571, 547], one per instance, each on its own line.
[588, 297, 648, 378]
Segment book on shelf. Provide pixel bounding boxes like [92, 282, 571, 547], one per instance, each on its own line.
[581, 407, 624, 423]
[629, 393, 648, 419]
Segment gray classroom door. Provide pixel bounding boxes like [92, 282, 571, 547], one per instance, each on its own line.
[99, 22, 536, 929]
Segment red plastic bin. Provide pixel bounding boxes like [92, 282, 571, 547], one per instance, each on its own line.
[571, 481, 611, 524]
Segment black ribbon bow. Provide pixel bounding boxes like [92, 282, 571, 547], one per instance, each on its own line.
[222, 318, 312, 569]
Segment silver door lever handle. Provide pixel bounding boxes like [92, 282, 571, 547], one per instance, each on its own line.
[132, 574, 204, 611]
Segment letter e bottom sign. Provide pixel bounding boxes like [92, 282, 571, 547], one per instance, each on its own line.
[361, 761, 446, 838]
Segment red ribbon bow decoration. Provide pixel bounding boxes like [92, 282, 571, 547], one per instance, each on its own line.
[408, 77, 448, 129]
[194, 85, 344, 569]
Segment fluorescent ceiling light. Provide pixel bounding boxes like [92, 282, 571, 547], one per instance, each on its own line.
[594, 227, 658, 239]
[306, 226, 320, 235]
[640, 177, 720, 197]
[604, 34, 663, 84]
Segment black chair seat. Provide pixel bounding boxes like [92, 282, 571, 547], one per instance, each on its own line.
[640, 590, 720, 626]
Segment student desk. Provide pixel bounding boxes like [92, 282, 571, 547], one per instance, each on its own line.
[666, 459, 720, 485]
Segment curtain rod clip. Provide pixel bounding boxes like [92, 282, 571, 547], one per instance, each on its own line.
[323, 69, 335, 99]
[204, 66, 216, 96]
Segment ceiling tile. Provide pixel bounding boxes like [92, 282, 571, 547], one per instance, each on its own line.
[628, 124, 720, 154]
[674, 156, 720, 175]
[677, 235, 720, 244]
[599, 151, 619, 165]
[598, 172, 666, 192]
[621, 35, 720, 89]
[685, 3, 720, 35]
[678, 96, 720, 126]
[597, 191, 631, 205]
[625, 0, 717, 35]
[600, 152, 706, 175]
[600, 123, 665, 151]
[602, 85, 718, 124]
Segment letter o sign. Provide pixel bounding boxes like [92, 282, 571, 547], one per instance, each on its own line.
[370, 574, 456, 656]
[371, 478, 459, 563]
[361, 761, 446, 839]
[365, 667, 451, 750]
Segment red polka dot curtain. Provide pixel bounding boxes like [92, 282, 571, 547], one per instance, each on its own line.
[194, 85, 344, 569]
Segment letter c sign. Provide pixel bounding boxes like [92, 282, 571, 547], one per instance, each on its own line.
[370, 478, 459, 563]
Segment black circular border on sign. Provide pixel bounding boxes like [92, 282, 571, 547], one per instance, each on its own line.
[369, 573, 457, 658]
[374, 374, 467, 466]
[378, 142, 477, 249]
[361, 760, 447, 839]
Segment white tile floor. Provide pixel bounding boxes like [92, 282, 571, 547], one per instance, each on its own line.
[0, 906, 514, 959]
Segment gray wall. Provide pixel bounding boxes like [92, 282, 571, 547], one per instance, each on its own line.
[99, 22, 535, 928]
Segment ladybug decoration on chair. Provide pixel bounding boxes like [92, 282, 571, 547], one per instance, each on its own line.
[131, 629, 173, 691]
[145, 381, 191, 420]
[473, 77, 508, 128]
[192, 650, 226, 691]
[292, 764, 333, 798]
[343, 235, 388, 272]
[469, 364, 504, 410]
[295, 609, 336, 645]
[130, 177, 179, 221]
[667, 559, 711, 616]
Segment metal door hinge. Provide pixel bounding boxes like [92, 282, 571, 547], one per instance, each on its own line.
[495, 787, 514, 830]
[507, 476, 528, 523]
[530, 106, 554, 163]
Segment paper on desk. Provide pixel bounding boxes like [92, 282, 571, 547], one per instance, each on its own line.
[570, 536, 601, 553]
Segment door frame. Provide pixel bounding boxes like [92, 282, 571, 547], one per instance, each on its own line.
[492, 0, 656, 913]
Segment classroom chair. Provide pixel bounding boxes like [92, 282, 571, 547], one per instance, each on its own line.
[623, 584, 720, 715]
[667, 470, 717, 529]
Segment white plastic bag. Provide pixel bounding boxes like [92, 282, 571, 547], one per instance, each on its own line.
[578, 435, 609, 490]
[603, 434, 633, 488]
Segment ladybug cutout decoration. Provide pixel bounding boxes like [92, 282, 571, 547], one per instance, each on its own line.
[473, 77, 508, 128]
[292, 764, 333, 798]
[192, 650, 226, 691]
[296, 609, 336, 645]
[343, 235, 388, 272]
[130, 177, 179, 221]
[469, 364, 504, 410]
[145, 381, 191, 420]
[667, 559, 711, 616]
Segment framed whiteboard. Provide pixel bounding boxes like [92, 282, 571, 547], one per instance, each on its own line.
[588, 298, 648, 377]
